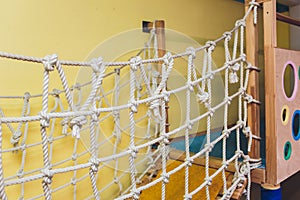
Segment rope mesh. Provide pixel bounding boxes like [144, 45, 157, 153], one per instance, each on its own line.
[0, 1, 261, 199]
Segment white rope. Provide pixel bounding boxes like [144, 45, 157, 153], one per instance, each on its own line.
[0, 1, 261, 199]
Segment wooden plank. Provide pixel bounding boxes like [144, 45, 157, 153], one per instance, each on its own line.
[251, 168, 265, 184]
[245, 0, 261, 160]
[263, 0, 278, 185]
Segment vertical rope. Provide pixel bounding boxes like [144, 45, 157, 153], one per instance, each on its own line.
[129, 57, 139, 199]
[40, 55, 56, 200]
[0, 123, 8, 200]
[222, 32, 232, 195]
[56, 61, 74, 110]
[184, 48, 195, 200]
[205, 42, 215, 200]
[160, 58, 168, 200]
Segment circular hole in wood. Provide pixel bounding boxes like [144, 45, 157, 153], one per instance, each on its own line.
[281, 105, 289, 125]
[284, 141, 292, 160]
[282, 62, 297, 100]
[292, 111, 300, 141]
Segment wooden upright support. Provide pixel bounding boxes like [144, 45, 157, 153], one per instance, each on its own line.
[154, 20, 169, 133]
[263, 0, 278, 185]
[245, 0, 261, 160]
[142, 20, 169, 133]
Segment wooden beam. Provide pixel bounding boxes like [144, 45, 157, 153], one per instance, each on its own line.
[154, 20, 170, 133]
[277, 12, 300, 27]
[245, 0, 261, 160]
[263, 0, 278, 185]
[169, 149, 265, 184]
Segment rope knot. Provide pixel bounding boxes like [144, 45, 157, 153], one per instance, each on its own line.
[249, 0, 259, 6]
[222, 161, 229, 168]
[130, 101, 138, 113]
[72, 154, 78, 161]
[222, 130, 230, 138]
[42, 54, 58, 71]
[39, 111, 50, 127]
[187, 82, 194, 92]
[20, 144, 26, 151]
[186, 47, 196, 59]
[244, 93, 261, 105]
[223, 31, 232, 40]
[163, 135, 170, 145]
[187, 121, 193, 130]
[131, 188, 140, 200]
[197, 92, 209, 104]
[61, 118, 69, 135]
[162, 91, 170, 102]
[225, 62, 231, 69]
[113, 177, 120, 184]
[52, 88, 62, 98]
[130, 56, 142, 71]
[149, 99, 160, 117]
[90, 57, 104, 73]
[185, 157, 194, 167]
[162, 173, 170, 184]
[240, 53, 247, 62]
[239, 160, 250, 175]
[17, 169, 24, 178]
[236, 20, 246, 27]
[184, 194, 192, 200]
[232, 62, 240, 71]
[90, 157, 99, 172]
[71, 178, 77, 185]
[129, 146, 138, 159]
[205, 177, 212, 186]
[242, 126, 251, 137]
[209, 108, 215, 117]
[205, 41, 216, 51]
[235, 150, 243, 157]
[23, 92, 31, 100]
[10, 131, 22, 146]
[69, 116, 87, 138]
[229, 72, 239, 83]
[205, 143, 214, 152]
[225, 96, 232, 105]
[163, 52, 174, 66]
[91, 112, 99, 122]
[41, 168, 53, 184]
[47, 136, 53, 144]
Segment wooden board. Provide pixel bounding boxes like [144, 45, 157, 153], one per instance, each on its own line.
[273, 48, 300, 184]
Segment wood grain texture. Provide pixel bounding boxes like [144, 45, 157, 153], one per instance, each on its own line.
[263, 0, 278, 185]
[245, 0, 261, 160]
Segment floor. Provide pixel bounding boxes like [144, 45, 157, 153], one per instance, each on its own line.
[249, 171, 300, 199]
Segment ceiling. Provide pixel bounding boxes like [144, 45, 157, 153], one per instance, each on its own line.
[277, 0, 300, 6]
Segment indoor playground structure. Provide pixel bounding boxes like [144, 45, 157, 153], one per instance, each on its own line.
[0, 0, 299, 199]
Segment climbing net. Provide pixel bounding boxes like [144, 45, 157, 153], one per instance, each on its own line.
[0, 1, 261, 200]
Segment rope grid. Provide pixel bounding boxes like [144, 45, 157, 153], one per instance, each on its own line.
[0, 1, 261, 199]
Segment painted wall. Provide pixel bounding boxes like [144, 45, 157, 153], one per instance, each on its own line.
[0, 0, 256, 199]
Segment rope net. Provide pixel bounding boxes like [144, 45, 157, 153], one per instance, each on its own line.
[0, 1, 261, 199]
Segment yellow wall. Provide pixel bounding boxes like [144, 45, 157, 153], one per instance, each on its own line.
[0, 0, 246, 199]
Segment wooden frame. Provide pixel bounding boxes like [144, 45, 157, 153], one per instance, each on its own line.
[263, 0, 300, 185]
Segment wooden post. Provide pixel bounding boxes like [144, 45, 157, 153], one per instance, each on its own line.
[154, 20, 169, 133]
[245, 0, 260, 160]
[142, 20, 169, 133]
[263, 0, 278, 184]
